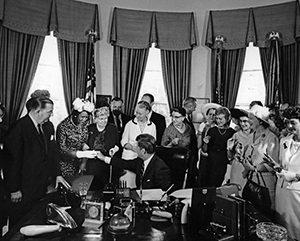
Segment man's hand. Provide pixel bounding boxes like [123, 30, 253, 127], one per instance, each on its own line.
[11, 190, 22, 203]
[55, 176, 71, 189]
[96, 151, 105, 161]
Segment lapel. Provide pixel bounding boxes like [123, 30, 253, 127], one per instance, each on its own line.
[27, 116, 47, 154]
[142, 155, 156, 179]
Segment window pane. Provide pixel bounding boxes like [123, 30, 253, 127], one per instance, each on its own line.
[138, 47, 171, 125]
[21, 34, 68, 128]
[235, 43, 265, 109]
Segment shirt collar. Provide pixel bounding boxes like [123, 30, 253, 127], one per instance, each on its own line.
[143, 153, 154, 172]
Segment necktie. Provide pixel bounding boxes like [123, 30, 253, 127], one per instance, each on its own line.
[115, 115, 121, 132]
[37, 124, 45, 147]
[140, 161, 145, 180]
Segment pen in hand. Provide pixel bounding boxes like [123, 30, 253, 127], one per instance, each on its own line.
[159, 184, 174, 201]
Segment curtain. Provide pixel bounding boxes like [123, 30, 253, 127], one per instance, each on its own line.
[1, 0, 100, 42]
[161, 49, 191, 108]
[210, 48, 246, 107]
[0, 24, 44, 125]
[260, 42, 299, 106]
[113, 46, 149, 116]
[110, 8, 197, 111]
[205, 1, 300, 106]
[57, 39, 90, 113]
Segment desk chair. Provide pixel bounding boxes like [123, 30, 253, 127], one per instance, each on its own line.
[156, 146, 191, 190]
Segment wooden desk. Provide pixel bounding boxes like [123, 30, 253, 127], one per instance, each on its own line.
[3, 192, 200, 241]
[3, 192, 262, 241]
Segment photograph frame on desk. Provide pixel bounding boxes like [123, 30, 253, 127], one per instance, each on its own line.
[96, 94, 112, 107]
[192, 98, 210, 123]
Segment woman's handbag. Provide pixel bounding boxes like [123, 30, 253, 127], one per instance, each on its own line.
[242, 171, 271, 212]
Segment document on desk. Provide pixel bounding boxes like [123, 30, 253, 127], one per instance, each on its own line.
[138, 189, 167, 201]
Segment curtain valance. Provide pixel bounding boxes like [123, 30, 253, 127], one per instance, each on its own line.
[0, 0, 100, 42]
[109, 7, 197, 50]
[205, 1, 300, 50]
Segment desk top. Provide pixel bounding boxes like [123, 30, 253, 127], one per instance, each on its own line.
[3, 191, 262, 241]
[3, 192, 199, 241]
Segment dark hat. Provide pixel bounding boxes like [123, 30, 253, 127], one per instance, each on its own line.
[230, 108, 248, 119]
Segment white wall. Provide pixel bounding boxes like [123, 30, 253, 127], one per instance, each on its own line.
[79, 0, 293, 100]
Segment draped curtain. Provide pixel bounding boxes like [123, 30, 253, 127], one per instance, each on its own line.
[0, 23, 44, 125]
[57, 40, 90, 113]
[0, 0, 100, 124]
[205, 1, 300, 107]
[161, 50, 192, 108]
[110, 8, 197, 114]
[113, 46, 149, 116]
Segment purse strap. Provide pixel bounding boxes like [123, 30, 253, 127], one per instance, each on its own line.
[248, 170, 267, 187]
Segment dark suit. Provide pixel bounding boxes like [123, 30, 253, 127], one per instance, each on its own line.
[184, 117, 198, 187]
[108, 112, 132, 138]
[110, 154, 171, 191]
[150, 111, 166, 145]
[4, 115, 60, 226]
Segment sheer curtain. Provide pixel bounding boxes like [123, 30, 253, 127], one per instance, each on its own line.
[0, 24, 44, 125]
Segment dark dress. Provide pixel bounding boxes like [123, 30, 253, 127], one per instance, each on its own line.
[87, 123, 120, 189]
[206, 126, 235, 187]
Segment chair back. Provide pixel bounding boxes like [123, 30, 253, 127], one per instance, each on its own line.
[155, 146, 191, 190]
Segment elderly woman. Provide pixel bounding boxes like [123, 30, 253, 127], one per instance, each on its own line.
[120, 100, 156, 187]
[266, 106, 300, 240]
[161, 107, 192, 149]
[202, 107, 235, 187]
[227, 108, 252, 193]
[241, 104, 279, 218]
[197, 103, 220, 187]
[56, 98, 97, 177]
[86, 107, 120, 189]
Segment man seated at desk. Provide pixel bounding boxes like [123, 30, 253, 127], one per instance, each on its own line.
[97, 133, 172, 191]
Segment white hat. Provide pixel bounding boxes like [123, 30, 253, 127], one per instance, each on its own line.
[248, 104, 270, 125]
[201, 103, 221, 117]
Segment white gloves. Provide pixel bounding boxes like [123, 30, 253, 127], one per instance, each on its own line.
[76, 150, 97, 159]
[277, 170, 297, 182]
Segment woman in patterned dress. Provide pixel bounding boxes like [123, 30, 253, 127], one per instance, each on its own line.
[56, 98, 97, 177]
[161, 107, 192, 149]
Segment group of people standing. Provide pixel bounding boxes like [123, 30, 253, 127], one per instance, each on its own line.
[197, 100, 300, 240]
[1, 89, 299, 240]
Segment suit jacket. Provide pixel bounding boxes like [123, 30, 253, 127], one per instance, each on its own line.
[4, 115, 60, 202]
[110, 154, 171, 191]
[108, 112, 132, 138]
[150, 111, 166, 145]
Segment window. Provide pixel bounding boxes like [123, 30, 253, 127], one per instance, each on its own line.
[21, 33, 68, 128]
[138, 46, 171, 125]
[235, 42, 265, 109]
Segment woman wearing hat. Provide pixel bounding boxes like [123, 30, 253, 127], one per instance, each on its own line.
[56, 98, 97, 177]
[86, 107, 120, 189]
[202, 107, 235, 187]
[241, 104, 279, 218]
[161, 107, 192, 149]
[197, 102, 220, 187]
[227, 108, 251, 193]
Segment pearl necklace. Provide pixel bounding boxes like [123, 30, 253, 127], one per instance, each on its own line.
[218, 127, 228, 135]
